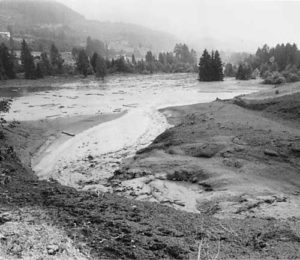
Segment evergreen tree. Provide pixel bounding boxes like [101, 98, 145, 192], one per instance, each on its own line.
[145, 51, 155, 73]
[21, 40, 36, 79]
[95, 55, 107, 80]
[158, 53, 165, 65]
[214, 51, 224, 81]
[76, 49, 90, 77]
[0, 59, 4, 80]
[90, 52, 98, 73]
[71, 47, 81, 61]
[136, 59, 146, 73]
[115, 56, 132, 73]
[40, 52, 52, 75]
[199, 49, 223, 81]
[35, 62, 44, 78]
[50, 43, 64, 74]
[224, 63, 235, 77]
[0, 43, 15, 79]
[131, 54, 136, 65]
[236, 63, 252, 80]
[199, 49, 212, 81]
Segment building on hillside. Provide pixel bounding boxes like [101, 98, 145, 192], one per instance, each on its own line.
[0, 32, 11, 39]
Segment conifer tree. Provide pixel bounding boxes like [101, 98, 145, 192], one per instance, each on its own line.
[236, 63, 252, 80]
[0, 57, 5, 80]
[90, 52, 98, 73]
[199, 49, 212, 81]
[40, 52, 52, 75]
[131, 54, 136, 65]
[76, 49, 90, 77]
[50, 43, 64, 74]
[21, 40, 36, 79]
[35, 62, 44, 78]
[0, 43, 15, 79]
[224, 63, 235, 77]
[95, 55, 107, 80]
[199, 49, 223, 81]
[214, 51, 224, 81]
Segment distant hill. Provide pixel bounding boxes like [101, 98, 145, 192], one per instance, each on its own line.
[0, 0, 179, 56]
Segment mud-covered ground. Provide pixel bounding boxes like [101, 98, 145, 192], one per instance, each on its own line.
[1, 84, 300, 259]
[111, 88, 300, 219]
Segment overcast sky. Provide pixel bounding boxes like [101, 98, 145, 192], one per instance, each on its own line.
[57, 0, 300, 52]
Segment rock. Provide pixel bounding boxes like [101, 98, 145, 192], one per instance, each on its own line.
[194, 144, 220, 158]
[234, 146, 245, 152]
[47, 244, 59, 255]
[87, 155, 94, 161]
[223, 159, 243, 168]
[264, 149, 279, 157]
[149, 242, 167, 251]
[144, 176, 155, 184]
[191, 176, 198, 183]
[126, 169, 151, 179]
[156, 173, 167, 180]
[0, 212, 13, 224]
[115, 187, 126, 192]
[291, 144, 300, 154]
[174, 200, 186, 207]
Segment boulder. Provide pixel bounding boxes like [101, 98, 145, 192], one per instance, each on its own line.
[291, 143, 300, 155]
[47, 244, 59, 255]
[264, 149, 279, 157]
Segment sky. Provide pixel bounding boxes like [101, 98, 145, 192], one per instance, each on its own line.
[57, 0, 300, 52]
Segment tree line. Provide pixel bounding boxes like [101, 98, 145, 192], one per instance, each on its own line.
[72, 42, 198, 77]
[0, 38, 199, 80]
[0, 39, 65, 80]
[224, 43, 300, 84]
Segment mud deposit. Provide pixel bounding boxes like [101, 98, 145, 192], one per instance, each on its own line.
[111, 88, 300, 219]
[1, 77, 300, 259]
[2, 74, 264, 194]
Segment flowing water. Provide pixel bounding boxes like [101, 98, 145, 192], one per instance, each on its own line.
[1, 74, 265, 194]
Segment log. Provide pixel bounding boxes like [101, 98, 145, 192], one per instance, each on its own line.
[62, 131, 75, 137]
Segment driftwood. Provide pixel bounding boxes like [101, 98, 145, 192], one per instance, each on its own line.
[61, 131, 76, 137]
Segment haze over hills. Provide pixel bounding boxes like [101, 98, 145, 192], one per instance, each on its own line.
[0, 0, 266, 57]
[0, 0, 179, 56]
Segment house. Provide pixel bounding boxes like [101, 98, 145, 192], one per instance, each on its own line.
[0, 32, 11, 39]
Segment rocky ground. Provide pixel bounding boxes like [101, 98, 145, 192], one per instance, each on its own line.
[0, 84, 300, 259]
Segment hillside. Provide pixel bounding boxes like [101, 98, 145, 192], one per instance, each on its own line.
[0, 0, 178, 55]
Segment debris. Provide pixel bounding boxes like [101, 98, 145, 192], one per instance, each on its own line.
[264, 149, 279, 157]
[47, 244, 59, 255]
[62, 131, 76, 137]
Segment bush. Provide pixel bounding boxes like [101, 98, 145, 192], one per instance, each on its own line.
[263, 71, 286, 85]
[282, 70, 300, 83]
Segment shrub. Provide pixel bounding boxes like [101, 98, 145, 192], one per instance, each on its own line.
[0, 99, 11, 127]
[263, 71, 286, 85]
[282, 70, 300, 83]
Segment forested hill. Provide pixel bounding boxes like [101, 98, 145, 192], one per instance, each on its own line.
[0, 0, 178, 55]
[0, 0, 85, 26]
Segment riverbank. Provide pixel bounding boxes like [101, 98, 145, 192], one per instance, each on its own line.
[0, 82, 300, 259]
[4, 112, 125, 170]
[111, 83, 300, 218]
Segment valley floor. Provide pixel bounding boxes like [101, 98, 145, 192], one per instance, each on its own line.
[0, 82, 300, 259]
